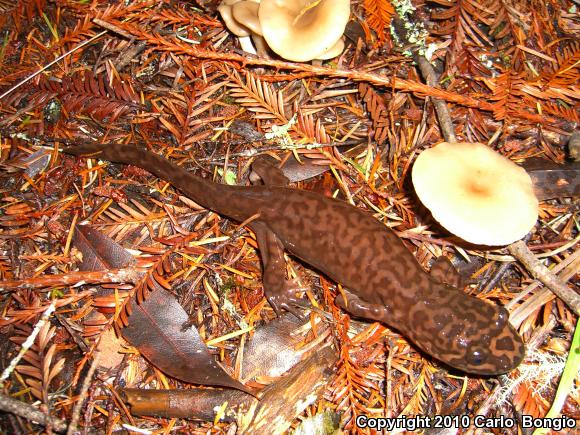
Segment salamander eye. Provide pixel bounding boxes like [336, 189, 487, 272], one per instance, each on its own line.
[466, 347, 487, 366]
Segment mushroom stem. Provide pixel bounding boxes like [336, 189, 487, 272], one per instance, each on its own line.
[238, 35, 257, 54]
[251, 35, 269, 58]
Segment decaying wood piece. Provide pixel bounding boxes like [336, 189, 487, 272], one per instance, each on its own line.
[238, 344, 338, 434]
[121, 387, 249, 421]
[122, 343, 338, 433]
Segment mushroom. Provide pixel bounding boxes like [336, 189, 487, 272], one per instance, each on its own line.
[258, 0, 350, 62]
[218, 0, 350, 62]
[411, 142, 539, 246]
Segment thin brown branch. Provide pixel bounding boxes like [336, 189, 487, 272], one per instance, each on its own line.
[155, 40, 499, 112]
[415, 56, 457, 143]
[95, 19, 506, 113]
[508, 240, 580, 317]
[67, 351, 101, 435]
[0, 393, 68, 433]
[0, 269, 142, 292]
[391, 15, 458, 143]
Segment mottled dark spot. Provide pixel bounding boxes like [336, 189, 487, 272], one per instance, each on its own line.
[446, 324, 462, 340]
[495, 336, 515, 352]
[412, 310, 426, 325]
[495, 355, 509, 370]
[433, 314, 447, 330]
[465, 325, 478, 336]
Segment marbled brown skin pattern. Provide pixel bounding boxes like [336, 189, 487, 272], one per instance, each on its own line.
[65, 143, 525, 375]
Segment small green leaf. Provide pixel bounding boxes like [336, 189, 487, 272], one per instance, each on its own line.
[216, 168, 237, 185]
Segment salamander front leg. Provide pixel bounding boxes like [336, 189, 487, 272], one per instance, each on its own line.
[251, 222, 306, 317]
[335, 288, 390, 324]
[429, 256, 464, 288]
[250, 155, 290, 187]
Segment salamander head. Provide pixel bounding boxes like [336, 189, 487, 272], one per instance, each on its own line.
[407, 285, 525, 375]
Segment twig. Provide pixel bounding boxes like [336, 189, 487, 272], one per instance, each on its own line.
[92, 18, 133, 39]
[391, 14, 457, 143]
[93, 18, 507, 114]
[92, 18, 148, 72]
[481, 262, 512, 294]
[0, 393, 68, 433]
[415, 56, 457, 143]
[67, 351, 101, 435]
[0, 32, 107, 101]
[0, 302, 56, 386]
[510, 261, 578, 329]
[508, 240, 580, 317]
[0, 268, 142, 292]
[156, 41, 500, 112]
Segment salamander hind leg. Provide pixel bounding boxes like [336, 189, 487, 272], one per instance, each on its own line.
[250, 155, 290, 186]
[251, 222, 307, 317]
[336, 288, 390, 324]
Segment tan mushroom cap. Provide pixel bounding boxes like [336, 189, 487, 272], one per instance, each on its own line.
[317, 38, 345, 60]
[412, 142, 539, 246]
[232, 1, 262, 36]
[258, 0, 350, 62]
[218, 0, 261, 37]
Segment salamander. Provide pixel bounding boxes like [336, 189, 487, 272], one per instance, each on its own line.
[64, 143, 525, 375]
